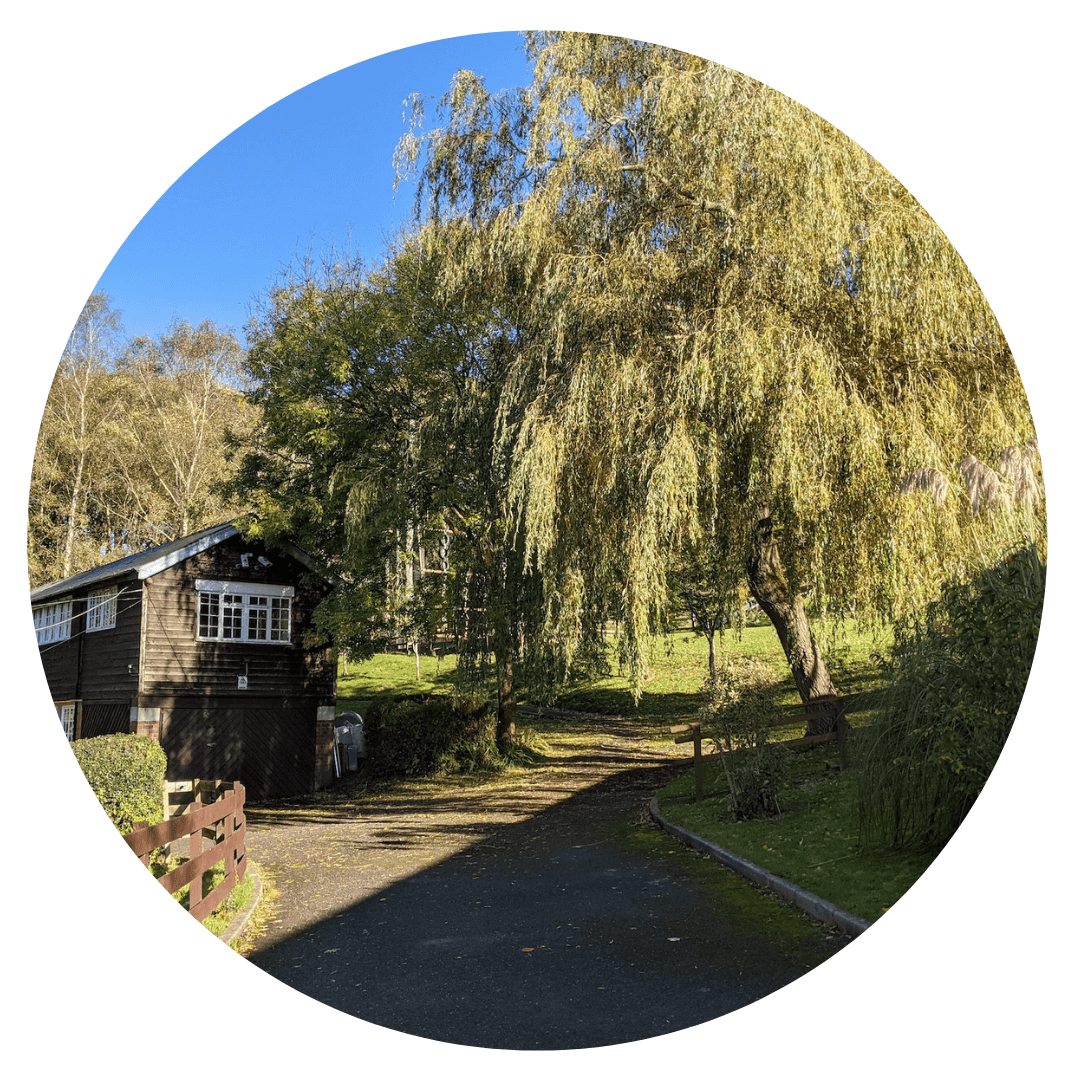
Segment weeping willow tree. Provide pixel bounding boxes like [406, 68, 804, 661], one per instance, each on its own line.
[397, 31, 1043, 714]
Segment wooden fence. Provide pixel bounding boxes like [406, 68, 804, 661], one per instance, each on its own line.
[671, 697, 852, 802]
[124, 780, 246, 923]
[768, 697, 851, 765]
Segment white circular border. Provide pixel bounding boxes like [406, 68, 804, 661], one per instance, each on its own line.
[12, 10, 1062, 1071]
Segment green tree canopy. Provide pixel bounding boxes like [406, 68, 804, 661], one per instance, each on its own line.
[398, 31, 1042, 704]
[231, 236, 548, 745]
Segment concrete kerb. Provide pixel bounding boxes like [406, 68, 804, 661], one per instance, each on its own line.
[219, 861, 264, 946]
[648, 796, 871, 938]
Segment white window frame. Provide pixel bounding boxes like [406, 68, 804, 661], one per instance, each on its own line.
[195, 579, 294, 644]
[34, 597, 73, 645]
[85, 587, 118, 632]
[57, 701, 78, 742]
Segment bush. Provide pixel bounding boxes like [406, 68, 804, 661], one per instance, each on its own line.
[72, 734, 167, 833]
[364, 693, 499, 777]
[858, 543, 1044, 851]
[700, 655, 790, 820]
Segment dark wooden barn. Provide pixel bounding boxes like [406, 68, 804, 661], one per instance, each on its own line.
[31, 522, 338, 801]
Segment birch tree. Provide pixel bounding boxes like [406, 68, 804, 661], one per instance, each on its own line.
[29, 303, 253, 586]
[30, 293, 124, 582]
[116, 319, 252, 539]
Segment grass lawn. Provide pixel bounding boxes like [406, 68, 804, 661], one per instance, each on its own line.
[337, 618, 892, 741]
[337, 650, 459, 717]
[551, 621, 891, 736]
[656, 740, 937, 924]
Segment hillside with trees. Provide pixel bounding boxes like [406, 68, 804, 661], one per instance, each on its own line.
[28, 293, 254, 587]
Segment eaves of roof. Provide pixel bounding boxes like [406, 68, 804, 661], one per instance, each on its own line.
[30, 523, 240, 603]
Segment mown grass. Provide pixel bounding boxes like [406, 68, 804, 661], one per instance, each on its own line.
[656, 741, 936, 924]
[334, 626, 892, 767]
[641, 621, 897, 900]
[550, 622, 893, 734]
[337, 619, 892, 741]
[337, 650, 458, 718]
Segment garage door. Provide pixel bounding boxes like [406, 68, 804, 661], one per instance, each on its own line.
[160, 703, 315, 802]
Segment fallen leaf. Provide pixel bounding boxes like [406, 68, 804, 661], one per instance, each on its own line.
[521, 947, 535, 953]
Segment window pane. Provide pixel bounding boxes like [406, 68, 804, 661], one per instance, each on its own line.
[195, 586, 292, 643]
[87, 589, 117, 632]
[222, 594, 243, 639]
[59, 705, 76, 742]
[248, 595, 268, 640]
[270, 597, 291, 642]
[35, 601, 72, 644]
[199, 592, 220, 638]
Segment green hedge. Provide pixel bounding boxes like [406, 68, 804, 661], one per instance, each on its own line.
[72, 734, 167, 833]
[364, 693, 497, 777]
[858, 543, 1044, 850]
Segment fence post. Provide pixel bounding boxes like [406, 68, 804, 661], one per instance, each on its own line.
[124, 777, 248, 924]
[670, 722, 705, 803]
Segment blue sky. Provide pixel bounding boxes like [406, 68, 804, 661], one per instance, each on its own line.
[95, 32, 535, 341]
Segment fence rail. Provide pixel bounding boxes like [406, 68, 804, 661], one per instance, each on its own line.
[671, 697, 853, 801]
[125, 780, 246, 923]
[768, 697, 851, 764]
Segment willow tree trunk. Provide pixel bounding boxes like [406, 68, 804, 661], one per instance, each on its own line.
[746, 515, 838, 733]
[496, 644, 516, 751]
[491, 541, 522, 752]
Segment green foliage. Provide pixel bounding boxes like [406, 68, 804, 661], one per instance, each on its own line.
[700, 656, 791, 819]
[364, 693, 499, 777]
[200, 869, 255, 938]
[230, 237, 550, 717]
[72, 734, 167, 833]
[858, 543, 1044, 850]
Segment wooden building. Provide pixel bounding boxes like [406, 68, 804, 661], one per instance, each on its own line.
[31, 522, 338, 801]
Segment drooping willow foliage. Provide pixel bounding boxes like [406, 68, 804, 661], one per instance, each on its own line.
[858, 542, 1044, 851]
[397, 31, 1043, 696]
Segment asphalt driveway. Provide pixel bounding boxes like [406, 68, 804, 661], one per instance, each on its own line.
[243, 716, 848, 1050]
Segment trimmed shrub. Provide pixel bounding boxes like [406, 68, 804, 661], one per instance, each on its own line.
[700, 655, 790, 820]
[859, 543, 1044, 851]
[364, 693, 498, 777]
[72, 734, 167, 833]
